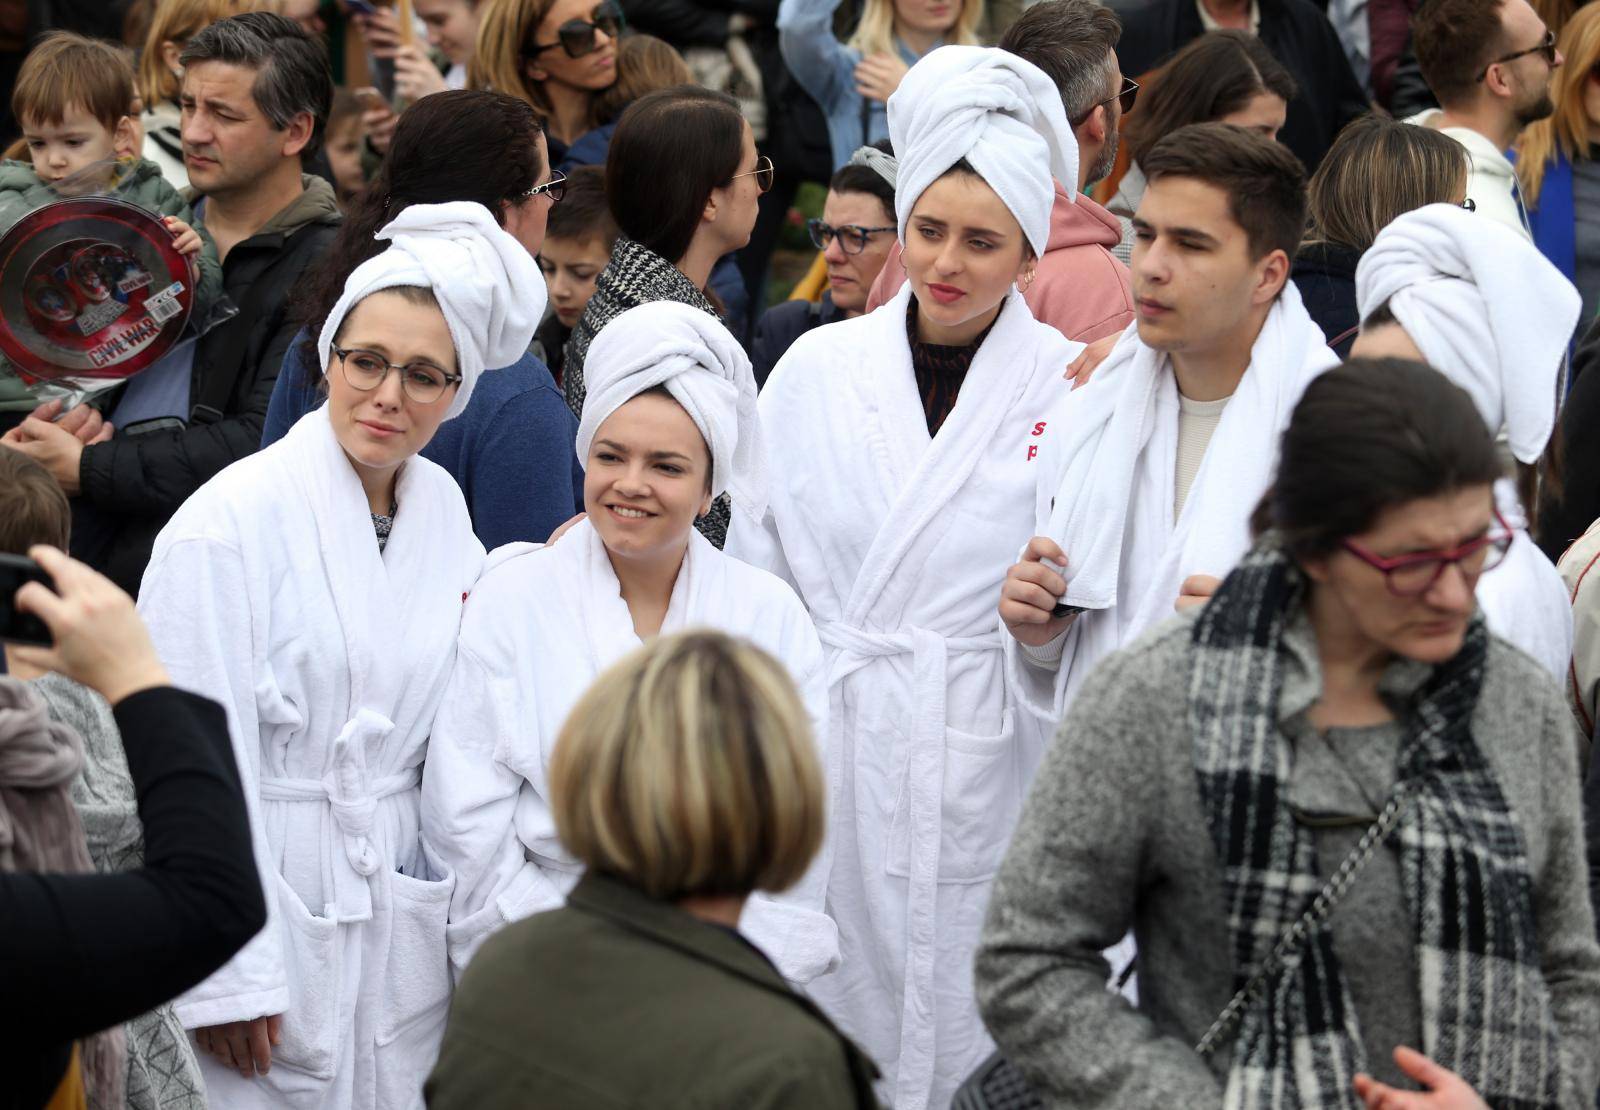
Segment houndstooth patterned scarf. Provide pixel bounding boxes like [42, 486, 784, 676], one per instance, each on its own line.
[1188, 539, 1563, 1110]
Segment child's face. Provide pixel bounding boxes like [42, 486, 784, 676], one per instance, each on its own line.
[539, 234, 612, 329]
[325, 117, 366, 209]
[23, 104, 136, 185]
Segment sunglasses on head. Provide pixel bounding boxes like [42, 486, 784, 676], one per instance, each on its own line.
[525, 0, 623, 59]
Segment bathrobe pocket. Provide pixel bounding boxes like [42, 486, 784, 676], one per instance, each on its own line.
[270, 873, 341, 1080]
[887, 709, 1020, 885]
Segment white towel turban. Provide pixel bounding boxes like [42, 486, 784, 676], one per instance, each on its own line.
[576, 301, 766, 521]
[1355, 203, 1579, 464]
[317, 200, 546, 422]
[887, 45, 1079, 259]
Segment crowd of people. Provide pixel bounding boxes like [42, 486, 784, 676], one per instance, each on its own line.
[3, 0, 1600, 1108]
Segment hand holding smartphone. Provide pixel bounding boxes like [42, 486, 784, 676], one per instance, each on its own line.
[0, 552, 53, 646]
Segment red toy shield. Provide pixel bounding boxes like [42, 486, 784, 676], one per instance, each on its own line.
[0, 196, 192, 383]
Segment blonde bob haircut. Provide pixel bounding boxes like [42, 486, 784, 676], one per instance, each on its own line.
[139, 0, 252, 108]
[549, 630, 825, 902]
[1515, 2, 1600, 207]
[470, 0, 563, 118]
[1304, 113, 1468, 252]
[847, 0, 983, 59]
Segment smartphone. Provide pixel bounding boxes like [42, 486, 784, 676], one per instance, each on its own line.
[0, 553, 53, 647]
[1050, 602, 1087, 620]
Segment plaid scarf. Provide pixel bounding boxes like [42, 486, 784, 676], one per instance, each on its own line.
[1187, 540, 1563, 1109]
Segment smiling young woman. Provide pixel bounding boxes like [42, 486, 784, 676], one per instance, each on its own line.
[421, 300, 841, 1005]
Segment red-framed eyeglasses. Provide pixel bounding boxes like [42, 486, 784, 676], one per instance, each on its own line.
[1340, 510, 1513, 596]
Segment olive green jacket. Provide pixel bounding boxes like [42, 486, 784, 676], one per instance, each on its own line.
[426, 873, 880, 1109]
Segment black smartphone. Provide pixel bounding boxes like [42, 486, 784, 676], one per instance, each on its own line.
[0, 553, 53, 647]
[1050, 601, 1087, 620]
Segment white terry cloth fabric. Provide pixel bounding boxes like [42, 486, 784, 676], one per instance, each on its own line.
[887, 45, 1078, 258]
[1356, 202, 1579, 465]
[421, 519, 838, 982]
[1012, 282, 1338, 723]
[138, 406, 485, 1110]
[1477, 480, 1573, 681]
[317, 200, 546, 421]
[576, 300, 766, 520]
[725, 281, 1081, 1110]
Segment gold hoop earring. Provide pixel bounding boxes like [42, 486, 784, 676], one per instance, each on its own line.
[1020, 268, 1037, 291]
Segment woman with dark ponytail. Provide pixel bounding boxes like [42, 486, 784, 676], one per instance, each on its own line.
[261, 89, 583, 548]
[978, 358, 1600, 1110]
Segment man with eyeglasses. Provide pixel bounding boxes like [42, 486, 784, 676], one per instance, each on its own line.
[1408, 0, 1562, 241]
[866, 0, 1136, 346]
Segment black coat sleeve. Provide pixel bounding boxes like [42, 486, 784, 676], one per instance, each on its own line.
[0, 687, 265, 1040]
[1538, 321, 1600, 561]
[620, 0, 777, 47]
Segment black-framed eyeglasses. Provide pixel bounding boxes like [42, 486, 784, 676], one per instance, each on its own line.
[1072, 77, 1139, 126]
[525, 170, 567, 204]
[525, 0, 623, 59]
[807, 218, 895, 254]
[1340, 510, 1513, 596]
[730, 155, 775, 194]
[1476, 29, 1557, 80]
[332, 346, 462, 405]
[1460, 197, 1477, 212]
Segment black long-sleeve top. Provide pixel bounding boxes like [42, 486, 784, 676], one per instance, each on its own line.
[0, 685, 265, 1110]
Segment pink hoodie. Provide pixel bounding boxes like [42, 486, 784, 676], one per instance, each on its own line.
[867, 183, 1135, 344]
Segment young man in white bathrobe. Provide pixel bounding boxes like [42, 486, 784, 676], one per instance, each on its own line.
[1001, 122, 1340, 721]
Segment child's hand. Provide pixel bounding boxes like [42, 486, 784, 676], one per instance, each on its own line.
[162, 215, 202, 257]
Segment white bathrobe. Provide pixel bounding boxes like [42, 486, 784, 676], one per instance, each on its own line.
[1010, 285, 1339, 722]
[726, 283, 1080, 1110]
[1479, 480, 1572, 680]
[421, 517, 839, 981]
[138, 407, 484, 1110]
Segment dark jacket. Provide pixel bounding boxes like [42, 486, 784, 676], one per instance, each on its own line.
[1108, 0, 1369, 172]
[425, 872, 879, 1109]
[751, 291, 846, 388]
[1586, 738, 1600, 934]
[1291, 240, 1362, 357]
[262, 331, 584, 550]
[0, 685, 263, 1110]
[1539, 313, 1600, 561]
[74, 176, 341, 595]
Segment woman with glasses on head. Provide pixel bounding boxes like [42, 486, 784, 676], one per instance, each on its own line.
[977, 357, 1600, 1109]
[726, 46, 1082, 1110]
[1352, 202, 1580, 680]
[564, 85, 769, 546]
[136, 204, 546, 1110]
[470, 0, 620, 166]
[263, 89, 582, 552]
[750, 140, 898, 387]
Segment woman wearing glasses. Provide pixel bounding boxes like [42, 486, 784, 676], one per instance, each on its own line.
[563, 86, 769, 546]
[470, 0, 620, 166]
[727, 46, 1082, 1110]
[1352, 202, 1581, 680]
[135, 205, 545, 1110]
[977, 357, 1600, 1109]
[750, 141, 898, 387]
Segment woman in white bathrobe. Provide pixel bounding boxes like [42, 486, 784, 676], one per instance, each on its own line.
[421, 300, 840, 985]
[1352, 203, 1579, 679]
[135, 202, 545, 1110]
[725, 45, 1083, 1110]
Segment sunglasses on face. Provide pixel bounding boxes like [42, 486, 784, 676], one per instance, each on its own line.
[1476, 29, 1557, 81]
[525, 170, 567, 203]
[1339, 510, 1513, 597]
[1072, 77, 1139, 126]
[526, 0, 623, 59]
[730, 155, 775, 194]
[807, 218, 895, 254]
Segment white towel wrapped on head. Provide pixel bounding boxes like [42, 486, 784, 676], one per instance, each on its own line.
[1355, 202, 1579, 463]
[317, 200, 546, 422]
[576, 301, 766, 522]
[887, 45, 1078, 258]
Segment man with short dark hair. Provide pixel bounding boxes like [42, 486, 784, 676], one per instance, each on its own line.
[868, 0, 1136, 344]
[1409, 0, 1561, 239]
[3, 11, 341, 595]
[1109, 0, 1369, 171]
[1000, 122, 1340, 715]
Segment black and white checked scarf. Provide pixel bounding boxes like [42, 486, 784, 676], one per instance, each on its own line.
[1188, 539, 1563, 1109]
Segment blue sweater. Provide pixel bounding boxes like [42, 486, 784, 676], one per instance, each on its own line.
[262, 333, 584, 549]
